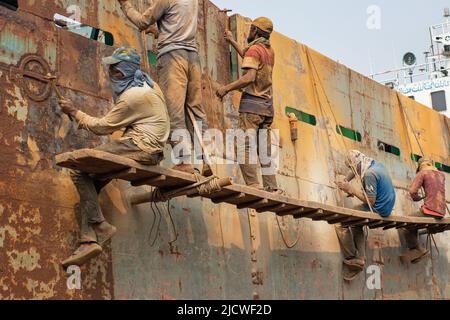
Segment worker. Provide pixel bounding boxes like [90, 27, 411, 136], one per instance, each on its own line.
[335, 150, 396, 281]
[58, 47, 170, 268]
[216, 17, 283, 194]
[117, 0, 212, 176]
[400, 158, 446, 264]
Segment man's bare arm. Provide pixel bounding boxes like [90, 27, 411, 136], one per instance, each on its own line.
[119, 0, 157, 31]
[216, 69, 257, 98]
[225, 31, 245, 58]
[337, 182, 376, 206]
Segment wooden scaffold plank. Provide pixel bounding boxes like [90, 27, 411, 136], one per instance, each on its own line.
[55, 149, 450, 235]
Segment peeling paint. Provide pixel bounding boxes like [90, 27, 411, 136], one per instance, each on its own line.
[7, 248, 41, 272]
[0, 226, 17, 248]
[6, 86, 28, 122]
[0, 0, 448, 300]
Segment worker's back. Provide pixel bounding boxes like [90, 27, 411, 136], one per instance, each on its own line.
[419, 170, 446, 216]
[157, 0, 199, 57]
[364, 161, 396, 217]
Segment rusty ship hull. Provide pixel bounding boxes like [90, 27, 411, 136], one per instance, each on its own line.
[0, 0, 449, 300]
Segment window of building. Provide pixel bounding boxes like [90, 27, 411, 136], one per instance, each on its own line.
[408, 96, 415, 100]
[53, 14, 114, 46]
[431, 90, 447, 112]
[378, 141, 401, 156]
[0, 0, 18, 10]
[285, 107, 317, 126]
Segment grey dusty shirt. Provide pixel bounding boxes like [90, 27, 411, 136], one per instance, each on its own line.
[121, 0, 198, 58]
[75, 83, 170, 155]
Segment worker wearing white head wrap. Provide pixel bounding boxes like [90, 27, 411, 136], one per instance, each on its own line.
[346, 150, 375, 180]
[336, 150, 396, 281]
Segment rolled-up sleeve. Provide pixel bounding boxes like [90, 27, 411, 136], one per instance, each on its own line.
[74, 99, 133, 136]
[242, 46, 261, 70]
[121, 0, 169, 31]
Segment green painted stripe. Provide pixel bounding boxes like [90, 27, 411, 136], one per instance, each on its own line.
[336, 125, 362, 142]
[286, 107, 317, 126]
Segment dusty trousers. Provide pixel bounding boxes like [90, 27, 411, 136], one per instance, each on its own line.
[400, 210, 429, 250]
[335, 204, 368, 261]
[70, 139, 163, 243]
[237, 112, 278, 190]
[157, 49, 208, 162]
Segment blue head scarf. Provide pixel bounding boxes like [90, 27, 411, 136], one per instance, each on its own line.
[110, 61, 154, 101]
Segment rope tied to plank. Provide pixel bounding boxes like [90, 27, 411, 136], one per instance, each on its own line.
[150, 171, 224, 203]
[426, 232, 440, 258]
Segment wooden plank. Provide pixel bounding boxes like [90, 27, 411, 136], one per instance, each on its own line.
[132, 175, 167, 187]
[402, 224, 421, 230]
[272, 204, 296, 214]
[212, 193, 245, 204]
[395, 223, 410, 229]
[341, 219, 371, 228]
[293, 209, 326, 220]
[327, 216, 361, 225]
[95, 167, 137, 181]
[317, 214, 341, 222]
[278, 207, 317, 217]
[55, 150, 450, 234]
[237, 199, 269, 210]
[257, 203, 296, 214]
[369, 221, 397, 230]
[382, 222, 398, 230]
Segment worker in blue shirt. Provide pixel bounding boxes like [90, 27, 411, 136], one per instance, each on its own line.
[336, 150, 396, 281]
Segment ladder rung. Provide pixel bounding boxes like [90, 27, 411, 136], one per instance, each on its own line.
[327, 216, 360, 225]
[369, 221, 396, 229]
[395, 223, 409, 229]
[341, 219, 371, 228]
[265, 204, 292, 213]
[403, 224, 421, 230]
[316, 214, 341, 222]
[296, 209, 325, 220]
[382, 222, 398, 230]
[283, 207, 317, 217]
[237, 199, 268, 210]
[212, 192, 245, 204]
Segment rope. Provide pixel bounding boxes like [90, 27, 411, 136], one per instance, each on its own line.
[166, 199, 178, 250]
[396, 93, 425, 156]
[305, 47, 375, 214]
[150, 174, 224, 203]
[276, 215, 301, 249]
[426, 232, 440, 259]
[148, 189, 163, 247]
[193, 172, 223, 196]
[306, 51, 345, 207]
[397, 93, 450, 219]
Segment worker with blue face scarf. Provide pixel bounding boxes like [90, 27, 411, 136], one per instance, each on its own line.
[58, 47, 170, 268]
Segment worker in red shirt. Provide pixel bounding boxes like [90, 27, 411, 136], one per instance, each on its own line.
[216, 17, 283, 194]
[401, 158, 447, 264]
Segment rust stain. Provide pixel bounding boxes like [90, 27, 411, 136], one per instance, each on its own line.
[0, 0, 448, 300]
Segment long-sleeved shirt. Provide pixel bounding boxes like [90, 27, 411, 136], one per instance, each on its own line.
[410, 170, 446, 216]
[75, 83, 170, 155]
[121, 0, 198, 58]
